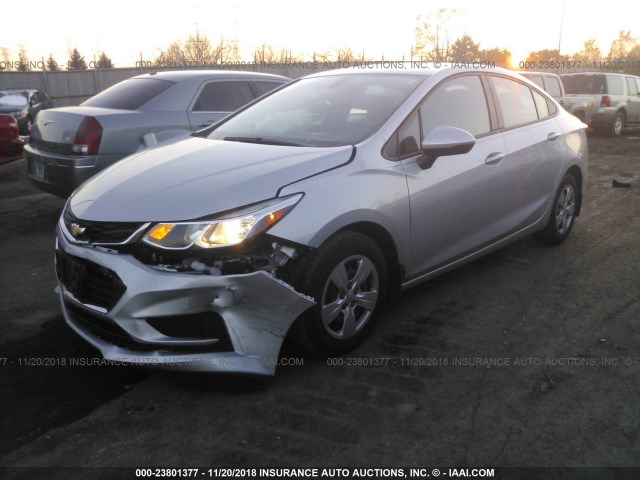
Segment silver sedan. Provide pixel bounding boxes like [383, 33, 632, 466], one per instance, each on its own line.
[54, 66, 587, 376]
[25, 70, 289, 197]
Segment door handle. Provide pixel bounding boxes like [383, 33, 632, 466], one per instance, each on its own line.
[197, 122, 214, 127]
[484, 152, 504, 165]
[547, 132, 561, 141]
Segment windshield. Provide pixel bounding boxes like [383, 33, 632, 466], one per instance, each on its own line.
[207, 73, 425, 147]
[0, 92, 28, 108]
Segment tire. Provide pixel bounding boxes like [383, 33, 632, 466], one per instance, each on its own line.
[610, 111, 624, 137]
[22, 117, 33, 136]
[293, 231, 387, 356]
[535, 174, 578, 246]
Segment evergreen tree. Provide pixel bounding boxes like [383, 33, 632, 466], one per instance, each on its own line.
[67, 48, 87, 70]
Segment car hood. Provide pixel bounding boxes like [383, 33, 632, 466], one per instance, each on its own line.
[70, 136, 354, 222]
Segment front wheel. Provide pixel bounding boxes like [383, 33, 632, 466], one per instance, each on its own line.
[535, 174, 578, 246]
[293, 231, 387, 355]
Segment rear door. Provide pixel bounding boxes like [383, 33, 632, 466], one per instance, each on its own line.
[624, 76, 640, 123]
[488, 74, 565, 228]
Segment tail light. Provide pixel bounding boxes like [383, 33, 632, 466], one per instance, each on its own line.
[600, 96, 611, 107]
[72, 117, 102, 154]
[0, 115, 19, 140]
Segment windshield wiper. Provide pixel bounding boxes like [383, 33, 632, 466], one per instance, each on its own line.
[223, 136, 311, 147]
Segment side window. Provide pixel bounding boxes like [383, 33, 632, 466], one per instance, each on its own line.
[250, 81, 283, 98]
[544, 77, 562, 99]
[419, 75, 491, 137]
[625, 77, 638, 96]
[531, 89, 549, 118]
[490, 76, 539, 128]
[383, 111, 421, 158]
[605, 75, 624, 95]
[192, 81, 254, 112]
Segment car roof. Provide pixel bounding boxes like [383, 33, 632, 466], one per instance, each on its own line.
[132, 70, 290, 82]
[520, 71, 558, 77]
[303, 64, 516, 80]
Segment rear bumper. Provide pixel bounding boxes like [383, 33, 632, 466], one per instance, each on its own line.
[589, 108, 616, 129]
[0, 137, 24, 164]
[24, 144, 124, 197]
[55, 222, 315, 376]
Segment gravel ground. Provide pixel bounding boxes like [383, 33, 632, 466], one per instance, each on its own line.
[0, 133, 638, 478]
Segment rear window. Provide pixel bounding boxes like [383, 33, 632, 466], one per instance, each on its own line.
[562, 74, 606, 95]
[82, 78, 175, 110]
[605, 75, 624, 95]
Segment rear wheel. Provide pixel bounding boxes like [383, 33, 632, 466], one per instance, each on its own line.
[610, 111, 624, 137]
[293, 231, 387, 355]
[535, 174, 577, 246]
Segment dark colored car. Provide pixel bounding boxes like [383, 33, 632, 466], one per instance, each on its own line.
[0, 89, 52, 135]
[0, 114, 25, 164]
[24, 71, 290, 197]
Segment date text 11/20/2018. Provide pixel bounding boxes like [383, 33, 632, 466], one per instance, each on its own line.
[519, 60, 640, 70]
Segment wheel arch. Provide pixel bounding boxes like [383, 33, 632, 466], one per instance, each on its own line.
[334, 221, 403, 299]
[566, 165, 583, 216]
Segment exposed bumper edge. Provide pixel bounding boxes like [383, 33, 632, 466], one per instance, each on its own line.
[56, 230, 315, 376]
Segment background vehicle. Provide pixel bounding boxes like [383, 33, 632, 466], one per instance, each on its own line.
[55, 67, 587, 376]
[24, 70, 289, 197]
[0, 89, 52, 135]
[561, 72, 640, 136]
[520, 71, 593, 125]
[0, 114, 24, 164]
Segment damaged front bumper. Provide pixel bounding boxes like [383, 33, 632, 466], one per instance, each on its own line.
[55, 225, 315, 376]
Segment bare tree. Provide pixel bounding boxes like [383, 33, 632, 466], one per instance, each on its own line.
[413, 8, 458, 62]
[313, 47, 369, 63]
[608, 30, 638, 60]
[155, 32, 240, 67]
[253, 44, 302, 63]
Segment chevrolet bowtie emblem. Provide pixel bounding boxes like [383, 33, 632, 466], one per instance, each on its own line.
[70, 223, 86, 237]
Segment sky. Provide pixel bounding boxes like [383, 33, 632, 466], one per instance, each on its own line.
[1, 0, 638, 69]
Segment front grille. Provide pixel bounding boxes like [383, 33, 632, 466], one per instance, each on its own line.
[65, 302, 232, 354]
[64, 206, 144, 245]
[56, 250, 126, 311]
[65, 302, 159, 352]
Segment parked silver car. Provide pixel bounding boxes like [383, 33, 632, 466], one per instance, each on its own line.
[25, 70, 289, 197]
[561, 72, 640, 136]
[55, 67, 588, 376]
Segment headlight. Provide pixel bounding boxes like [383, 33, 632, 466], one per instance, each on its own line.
[13, 108, 28, 119]
[143, 193, 303, 250]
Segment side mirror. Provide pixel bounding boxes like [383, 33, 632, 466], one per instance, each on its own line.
[417, 126, 476, 170]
